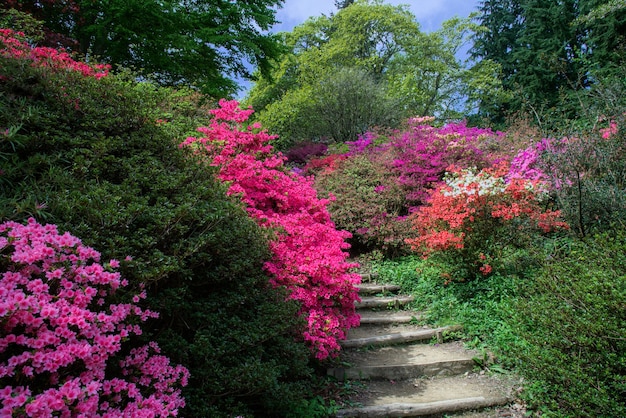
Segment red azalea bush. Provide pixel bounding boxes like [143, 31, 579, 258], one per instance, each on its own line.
[406, 161, 569, 281]
[0, 219, 189, 417]
[180, 100, 360, 360]
[0, 28, 109, 79]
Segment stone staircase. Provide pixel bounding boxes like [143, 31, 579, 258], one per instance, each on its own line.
[329, 273, 518, 417]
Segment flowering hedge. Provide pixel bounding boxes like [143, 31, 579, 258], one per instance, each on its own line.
[181, 100, 360, 359]
[0, 219, 188, 417]
[406, 161, 569, 281]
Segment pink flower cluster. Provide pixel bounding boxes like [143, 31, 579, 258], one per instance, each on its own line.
[0, 219, 188, 417]
[181, 100, 361, 359]
[600, 120, 618, 139]
[352, 120, 501, 206]
[0, 29, 110, 79]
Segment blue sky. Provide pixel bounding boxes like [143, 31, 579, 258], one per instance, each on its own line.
[272, 0, 482, 34]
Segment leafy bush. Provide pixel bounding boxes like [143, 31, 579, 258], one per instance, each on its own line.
[406, 162, 569, 281]
[285, 141, 328, 165]
[0, 30, 315, 417]
[0, 219, 188, 417]
[511, 231, 626, 416]
[182, 100, 361, 360]
[545, 118, 626, 237]
[314, 152, 413, 256]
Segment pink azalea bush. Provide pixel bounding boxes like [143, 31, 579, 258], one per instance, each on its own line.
[180, 100, 360, 360]
[0, 219, 189, 417]
[0, 28, 110, 79]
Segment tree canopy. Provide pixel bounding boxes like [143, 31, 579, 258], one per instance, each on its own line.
[2, 0, 286, 97]
[246, 0, 505, 148]
[472, 0, 626, 121]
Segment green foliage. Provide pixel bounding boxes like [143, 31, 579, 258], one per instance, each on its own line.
[0, 53, 315, 417]
[314, 153, 414, 256]
[247, 1, 498, 146]
[372, 230, 626, 416]
[3, 0, 286, 97]
[387, 16, 508, 119]
[0, 8, 45, 41]
[473, 0, 626, 123]
[511, 232, 626, 416]
[260, 67, 400, 148]
[371, 253, 528, 366]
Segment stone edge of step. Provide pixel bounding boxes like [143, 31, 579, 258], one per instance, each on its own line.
[358, 311, 421, 324]
[356, 284, 402, 295]
[356, 295, 415, 308]
[341, 325, 462, 348]
[335, 395, 512, 418]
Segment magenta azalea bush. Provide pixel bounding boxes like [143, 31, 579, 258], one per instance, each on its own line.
[312, 119, 503, 254]
[0, 219, 189, 417]
[181, 100, 360, 360]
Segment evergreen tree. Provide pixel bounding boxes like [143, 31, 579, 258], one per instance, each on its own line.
[472, 0, 626, 122]
[335, 0, 356, 9]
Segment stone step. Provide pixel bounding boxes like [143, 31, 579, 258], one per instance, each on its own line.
[329, 342, 476, 381]
[358, 272, 380, 283]
[356, 295, 414, 309]
[341, 325, 462, 349]
[335, 374, 515, 417]
[356, 283, 402, 295]
[359, 310, 422, 325]
[347, 324, 431, 340]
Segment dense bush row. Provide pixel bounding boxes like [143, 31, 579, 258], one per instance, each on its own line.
[0, 29, 328, 417]
[182, 101, 360, 360]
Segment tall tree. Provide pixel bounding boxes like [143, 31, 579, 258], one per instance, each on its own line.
[2, 0, 285, 97]
[387, 16, 508, 119]
[247, 0, 504, 146]
[472, 0, 626, 121]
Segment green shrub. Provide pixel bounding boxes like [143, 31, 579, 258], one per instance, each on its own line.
[511, 231, 626, 416]
[314, 153, 415, 257]
[0, 50, 315, 417]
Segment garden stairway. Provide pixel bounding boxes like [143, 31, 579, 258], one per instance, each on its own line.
[329, 273, 518, 417]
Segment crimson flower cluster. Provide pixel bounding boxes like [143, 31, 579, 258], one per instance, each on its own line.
[0, 29, 110, 79]
[0, 219, 188, 417]
[181, 100, 361, 359]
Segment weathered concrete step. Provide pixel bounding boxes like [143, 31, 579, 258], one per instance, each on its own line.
[356, 295, 414, 309]
[335, 375, 514, 417]
[358, 272, 380, 283]
[342, 325, 461, 349]
[356, 283, 402, 295]
[329, 342, 476, 380]
[359, 310, 422, 325]
[347, 324, 430, 340]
